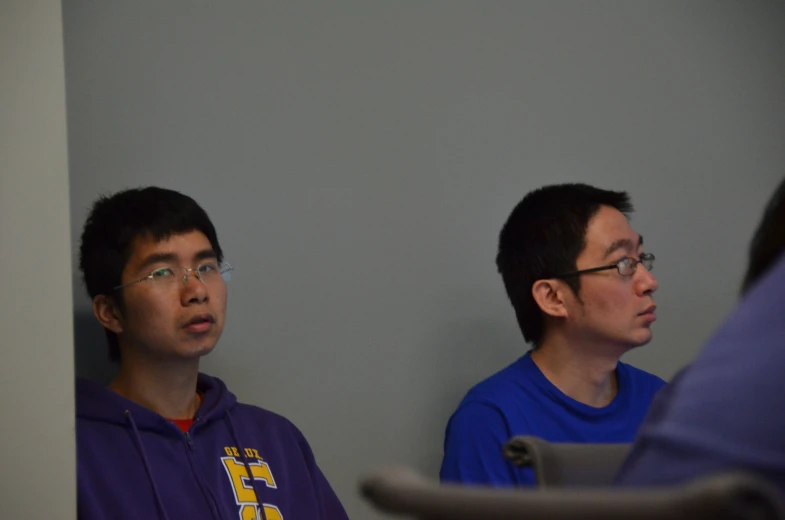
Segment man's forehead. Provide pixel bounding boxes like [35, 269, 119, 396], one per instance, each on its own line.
[127, 231, 213, 262]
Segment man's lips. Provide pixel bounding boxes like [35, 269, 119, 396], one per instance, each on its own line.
[639, 305, 657, 315]
[639, 305, 657, 322]
[184, 314, 215, 332]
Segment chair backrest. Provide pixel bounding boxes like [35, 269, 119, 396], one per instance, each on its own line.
[503, 435, 631, 487]
[359, 466, 785, 520]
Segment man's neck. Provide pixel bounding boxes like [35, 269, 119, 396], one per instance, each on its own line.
[530, 333, 624, 408]
[109, 356, 201, 419]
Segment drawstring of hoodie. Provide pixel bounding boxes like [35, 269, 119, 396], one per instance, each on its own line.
[225, 410, 268, 520]
[125, 411, 171, 520]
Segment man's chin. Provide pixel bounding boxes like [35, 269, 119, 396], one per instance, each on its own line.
[193, 344, 216, 358]
[630, 329, 654, 348]
[179, 341, 217, 359]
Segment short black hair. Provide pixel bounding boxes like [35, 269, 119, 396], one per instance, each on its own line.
[742, 177, 785, 295]
[78, 186, 223, 361]
[496, 183, 633, 346]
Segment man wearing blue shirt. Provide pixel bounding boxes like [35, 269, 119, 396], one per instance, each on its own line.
[440, 183, 666, 487]
[615, 177, 785, 495]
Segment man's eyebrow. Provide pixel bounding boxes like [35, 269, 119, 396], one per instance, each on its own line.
[603, 235, 643, 259]
[138, 249, 216, 271]
[194, 249, 218, 262]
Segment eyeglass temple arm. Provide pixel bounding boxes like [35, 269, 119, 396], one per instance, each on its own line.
[553, 264, 617, 279]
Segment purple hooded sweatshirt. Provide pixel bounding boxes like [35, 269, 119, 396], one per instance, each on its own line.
[615, 253, 785, 496]
[76, 373, 349, 520]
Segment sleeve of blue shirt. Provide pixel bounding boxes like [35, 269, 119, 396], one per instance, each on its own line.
[439, 402, 535, 487]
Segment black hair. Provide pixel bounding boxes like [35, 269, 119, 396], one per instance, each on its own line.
[742, 177, 785, 295]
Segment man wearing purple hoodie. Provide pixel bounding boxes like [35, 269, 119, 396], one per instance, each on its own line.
[76, 187, 349, 520]
[615, 176, 785, 496]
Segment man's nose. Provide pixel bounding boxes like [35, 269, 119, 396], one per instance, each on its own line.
[637, 265, 658, 294]
[181, 269, 209, 303]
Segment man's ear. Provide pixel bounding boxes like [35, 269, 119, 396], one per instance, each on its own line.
[531, 279, 569, 318]
[92, 294, 124, 335]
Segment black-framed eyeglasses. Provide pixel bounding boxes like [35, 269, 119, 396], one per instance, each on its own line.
[553, 253, 654, 279]
[113, 261, 233, 290]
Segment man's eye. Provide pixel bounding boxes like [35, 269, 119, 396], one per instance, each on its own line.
[198, 263, 218, 273]
[152, 268, 175, 278]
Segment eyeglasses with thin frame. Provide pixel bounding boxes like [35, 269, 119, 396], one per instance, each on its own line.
[113, 261, 233, 290]
[553, 253, 654, 279]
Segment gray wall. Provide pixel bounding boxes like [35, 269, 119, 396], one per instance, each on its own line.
[1, 1, 75, 518]
[64, 2, 785, 518]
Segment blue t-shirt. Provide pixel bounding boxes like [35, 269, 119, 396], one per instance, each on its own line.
[440, 352, 666, 486]
[615, 254, 785, 495]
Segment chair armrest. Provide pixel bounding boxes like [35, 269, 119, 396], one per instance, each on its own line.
[503, 435, 631, 487]
[359, 466, 785, 520]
